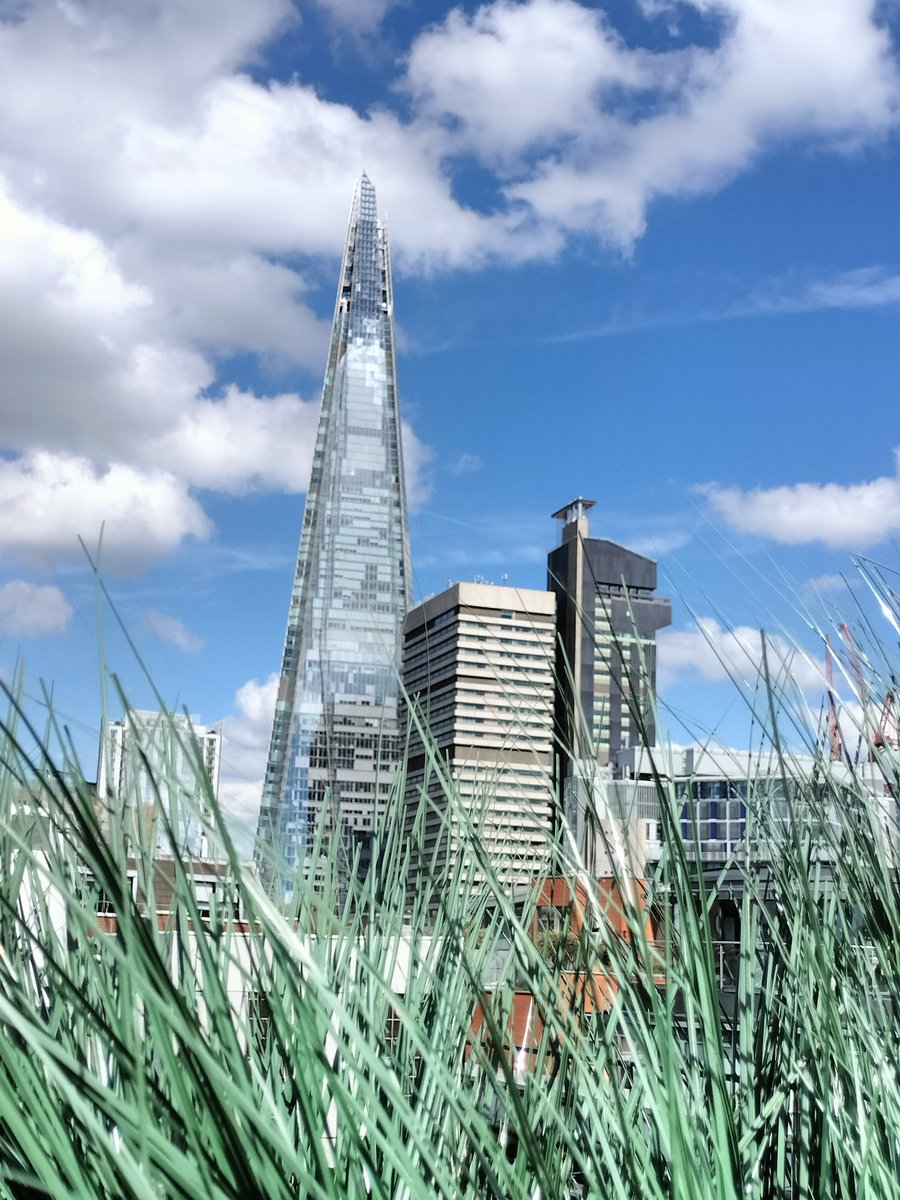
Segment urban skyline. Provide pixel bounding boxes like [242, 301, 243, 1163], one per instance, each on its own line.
[0, 2, 898, 849]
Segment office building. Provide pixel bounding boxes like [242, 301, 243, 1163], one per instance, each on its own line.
[547, 498, 671, 866]
[401, 582, 557, 897]
[548, 498, 671, 768]
[256, 176, 410, 887]
[97, 710, 221, 857]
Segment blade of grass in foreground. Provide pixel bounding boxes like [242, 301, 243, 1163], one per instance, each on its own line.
[1, 557, 900, 1197]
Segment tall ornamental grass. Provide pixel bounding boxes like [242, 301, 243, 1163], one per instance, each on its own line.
[0, 561, 898, 1199]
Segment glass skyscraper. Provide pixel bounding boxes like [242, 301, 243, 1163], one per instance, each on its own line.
[256, 175, 411, 888]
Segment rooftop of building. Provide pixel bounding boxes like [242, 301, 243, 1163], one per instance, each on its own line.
[405, 580, 557, 632]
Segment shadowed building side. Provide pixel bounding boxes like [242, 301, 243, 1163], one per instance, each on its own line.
[256, 176, 411, 892]
[548, 499, 671, 868]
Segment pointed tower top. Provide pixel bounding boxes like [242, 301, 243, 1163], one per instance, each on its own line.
[354, 173, 377, 214]
[346, 174, 384, 339]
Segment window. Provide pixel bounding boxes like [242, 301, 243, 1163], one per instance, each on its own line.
[248, 991, 273, 1056]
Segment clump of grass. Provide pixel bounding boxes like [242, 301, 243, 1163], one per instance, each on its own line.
[0, 566, 898, 1199]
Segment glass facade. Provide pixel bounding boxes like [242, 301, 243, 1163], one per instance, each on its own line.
[256, 176, 410, 888]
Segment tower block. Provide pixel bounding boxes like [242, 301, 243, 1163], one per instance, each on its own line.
[256, 176, 411, 889]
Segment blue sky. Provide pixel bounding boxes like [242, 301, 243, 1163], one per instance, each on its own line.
[0, 0, 898, 838]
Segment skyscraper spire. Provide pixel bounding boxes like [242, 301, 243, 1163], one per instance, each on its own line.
[256, 176, 411, 890]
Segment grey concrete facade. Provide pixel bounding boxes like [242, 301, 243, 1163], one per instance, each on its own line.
[547, 499, 672, 786]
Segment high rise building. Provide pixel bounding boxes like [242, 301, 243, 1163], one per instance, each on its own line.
[548, 498, 671, 816]
[256, 176, 410, 887]
[401, 582, 557, 899]
[97, 710, 221, 857]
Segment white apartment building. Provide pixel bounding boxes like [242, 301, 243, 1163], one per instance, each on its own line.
[97, 710, 222, 858]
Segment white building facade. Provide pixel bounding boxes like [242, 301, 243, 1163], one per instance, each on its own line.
[97, 710, 222, 857]
[401, 582, 557, 900]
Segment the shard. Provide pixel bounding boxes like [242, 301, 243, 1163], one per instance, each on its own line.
[256, 175, 411, 889]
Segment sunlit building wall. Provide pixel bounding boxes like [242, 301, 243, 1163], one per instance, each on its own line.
[401, 582, 557, 899]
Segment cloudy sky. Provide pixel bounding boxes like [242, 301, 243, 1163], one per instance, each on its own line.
[1, 0, 898, 840]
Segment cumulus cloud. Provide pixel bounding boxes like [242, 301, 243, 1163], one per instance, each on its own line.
[406, 0, 650, 161]
[217, 673, 278, 853]
[151, 387, 321, 495]
[0, 580, 72, 637]
[0, 5, 521, 271]
[0, 453, 211, 572]
[700, 449, 900, 550]
[658, 618, 824, 694]
[0, 3, 454, 570]
[0, 0, 897, 570]
[0, 175, 329, 563]
[145, 610, 204, 654]
[412, 0, 899, 246]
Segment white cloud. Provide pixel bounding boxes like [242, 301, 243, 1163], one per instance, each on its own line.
[807, 573, 852, 594]
[0, 180, 328, 453]
[0, 0, 468, 569]
[0, 183, 189, 458]
[217, 673, 278, 853]
[406, 0, 649, 161]
[0, 179, 418, 559]
[0, 453, 211, 571]
[700, 449, 900, 550]
[313, 0, 398, 35]
[145, 610, 204, 654]
[132, 252, 331, 366]
[0, 180, 326, 557]
[750, 266, 900, 315]
[545, 263, 900, 343]
[0, 580, 72, 637]
[450, 452, 483, 476]
[0, 0, 895, 268]
[151, 387, 321, 495]
[0, 0, 896, 571]
[402, 420, 436, 512]
[413, 0, 899, 247]
[658, 617, 824, 694]
[627, 531, 691, 558]
[0, 5, 523, 270]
